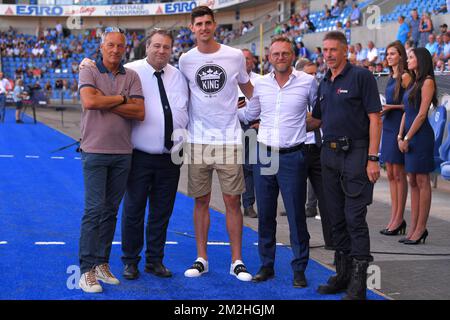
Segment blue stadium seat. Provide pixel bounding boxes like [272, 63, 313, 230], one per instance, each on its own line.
[440, 123, 450, 180]
[429, 105, 448, 171]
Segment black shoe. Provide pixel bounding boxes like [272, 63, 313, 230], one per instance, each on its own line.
[398, 237, 409, 243]
[145, 262, 172, 278]
[317, 251, 352, 295]
[342, 259, 369, 300]
[244, 206, 258, 218]
[123, 264, 139, 280]
[404, 230, 428, 245]
[381, 220, 407, 236]
[16, 119, 24, 124]
[305, 207, 317, 218]
[252, 267, 274, 282]
[293, 271, 307, 288]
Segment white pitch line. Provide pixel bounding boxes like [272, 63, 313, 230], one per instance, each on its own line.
[0, 241, 7, 245]
[35, 242, 66, 245]
[51, 157, 65, 160]
[0, 155, 14, 158]
[25, 155, 40, 159]
[207, 242, 230, 246]
[74, 157, 81, 160]
[165, 241, 178, 245]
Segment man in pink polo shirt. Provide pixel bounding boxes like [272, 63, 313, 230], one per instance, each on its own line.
[77, 27, 145, 294]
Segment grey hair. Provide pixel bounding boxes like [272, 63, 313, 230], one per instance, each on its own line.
[101, 31, 126, 44]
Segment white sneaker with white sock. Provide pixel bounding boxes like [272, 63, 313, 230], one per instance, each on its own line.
[184, 257, 209, 278]
[95, 263, 120, 285]
[79, 269, 103, 293]
[230, 260, 252, 282]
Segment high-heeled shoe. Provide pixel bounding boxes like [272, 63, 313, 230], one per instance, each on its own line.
[379, 228, 389, 235]
[381, 220, 407, 236]
[404, 229, 428, 245]
[398, 237, 409, 243]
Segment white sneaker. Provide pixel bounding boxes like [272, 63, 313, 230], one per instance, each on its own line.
[95, 263, 120, 285]
[79, 270, 103, 293]
[230, 260, 252, 282]
[184, 258, 208, 278]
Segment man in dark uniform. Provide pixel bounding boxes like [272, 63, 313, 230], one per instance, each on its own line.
[308, 31, 382, 300]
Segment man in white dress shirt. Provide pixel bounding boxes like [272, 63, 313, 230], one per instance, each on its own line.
[239, 36, 318, 288]
[120, 29, 189, 280]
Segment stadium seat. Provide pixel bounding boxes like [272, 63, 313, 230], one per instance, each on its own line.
[429, 105, 448, 171]
[440, 123, 450, 180]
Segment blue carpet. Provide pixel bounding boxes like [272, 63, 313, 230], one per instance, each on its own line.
[0, 109, 385, 300]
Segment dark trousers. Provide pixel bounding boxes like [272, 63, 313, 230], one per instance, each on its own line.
[79, 152, 132, 274]
[121, 150, 180, 266]
[241, 122, 256, 209]
[320, 146, 373, 261]
[254, 144, 310, 272]
[304, 144, 333, 248]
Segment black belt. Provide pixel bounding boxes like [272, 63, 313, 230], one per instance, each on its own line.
[323, 138, 369, 150]
[260, 143, 304, 154]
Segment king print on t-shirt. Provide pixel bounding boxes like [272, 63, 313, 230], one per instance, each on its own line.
[195, 64, 227, 96]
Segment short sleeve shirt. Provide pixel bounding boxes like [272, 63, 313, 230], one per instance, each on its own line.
[78, 61, 144, 154]
[312, 62, 381, 141]
[179, 44, 250, 145]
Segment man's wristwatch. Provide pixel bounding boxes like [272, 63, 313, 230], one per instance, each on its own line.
[368, 155, 380, 162]
[404, 135, 409, 142]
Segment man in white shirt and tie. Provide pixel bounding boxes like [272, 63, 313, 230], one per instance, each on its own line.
[239, 36, 318, 288]
[121, 29, 189, 280]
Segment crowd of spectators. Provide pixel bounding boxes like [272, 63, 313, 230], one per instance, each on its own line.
[0, 24, 143, 104]
[395, 7, 449, 73]
[1, 1, 448, 105]
[269, 1, 449, 77]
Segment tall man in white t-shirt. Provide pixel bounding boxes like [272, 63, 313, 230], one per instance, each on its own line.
[179, 6, 254, 281]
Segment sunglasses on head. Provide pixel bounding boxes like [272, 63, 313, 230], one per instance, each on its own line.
[103, 27, 125, 34]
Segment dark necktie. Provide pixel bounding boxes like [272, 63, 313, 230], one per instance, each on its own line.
[154, 71, 174, 151]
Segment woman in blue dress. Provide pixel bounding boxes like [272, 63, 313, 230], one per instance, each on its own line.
[397, 48, 437, 245]
[380, 41, 411, 236]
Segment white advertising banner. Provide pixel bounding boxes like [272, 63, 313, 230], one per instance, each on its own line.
[0, 0, 250, 17]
